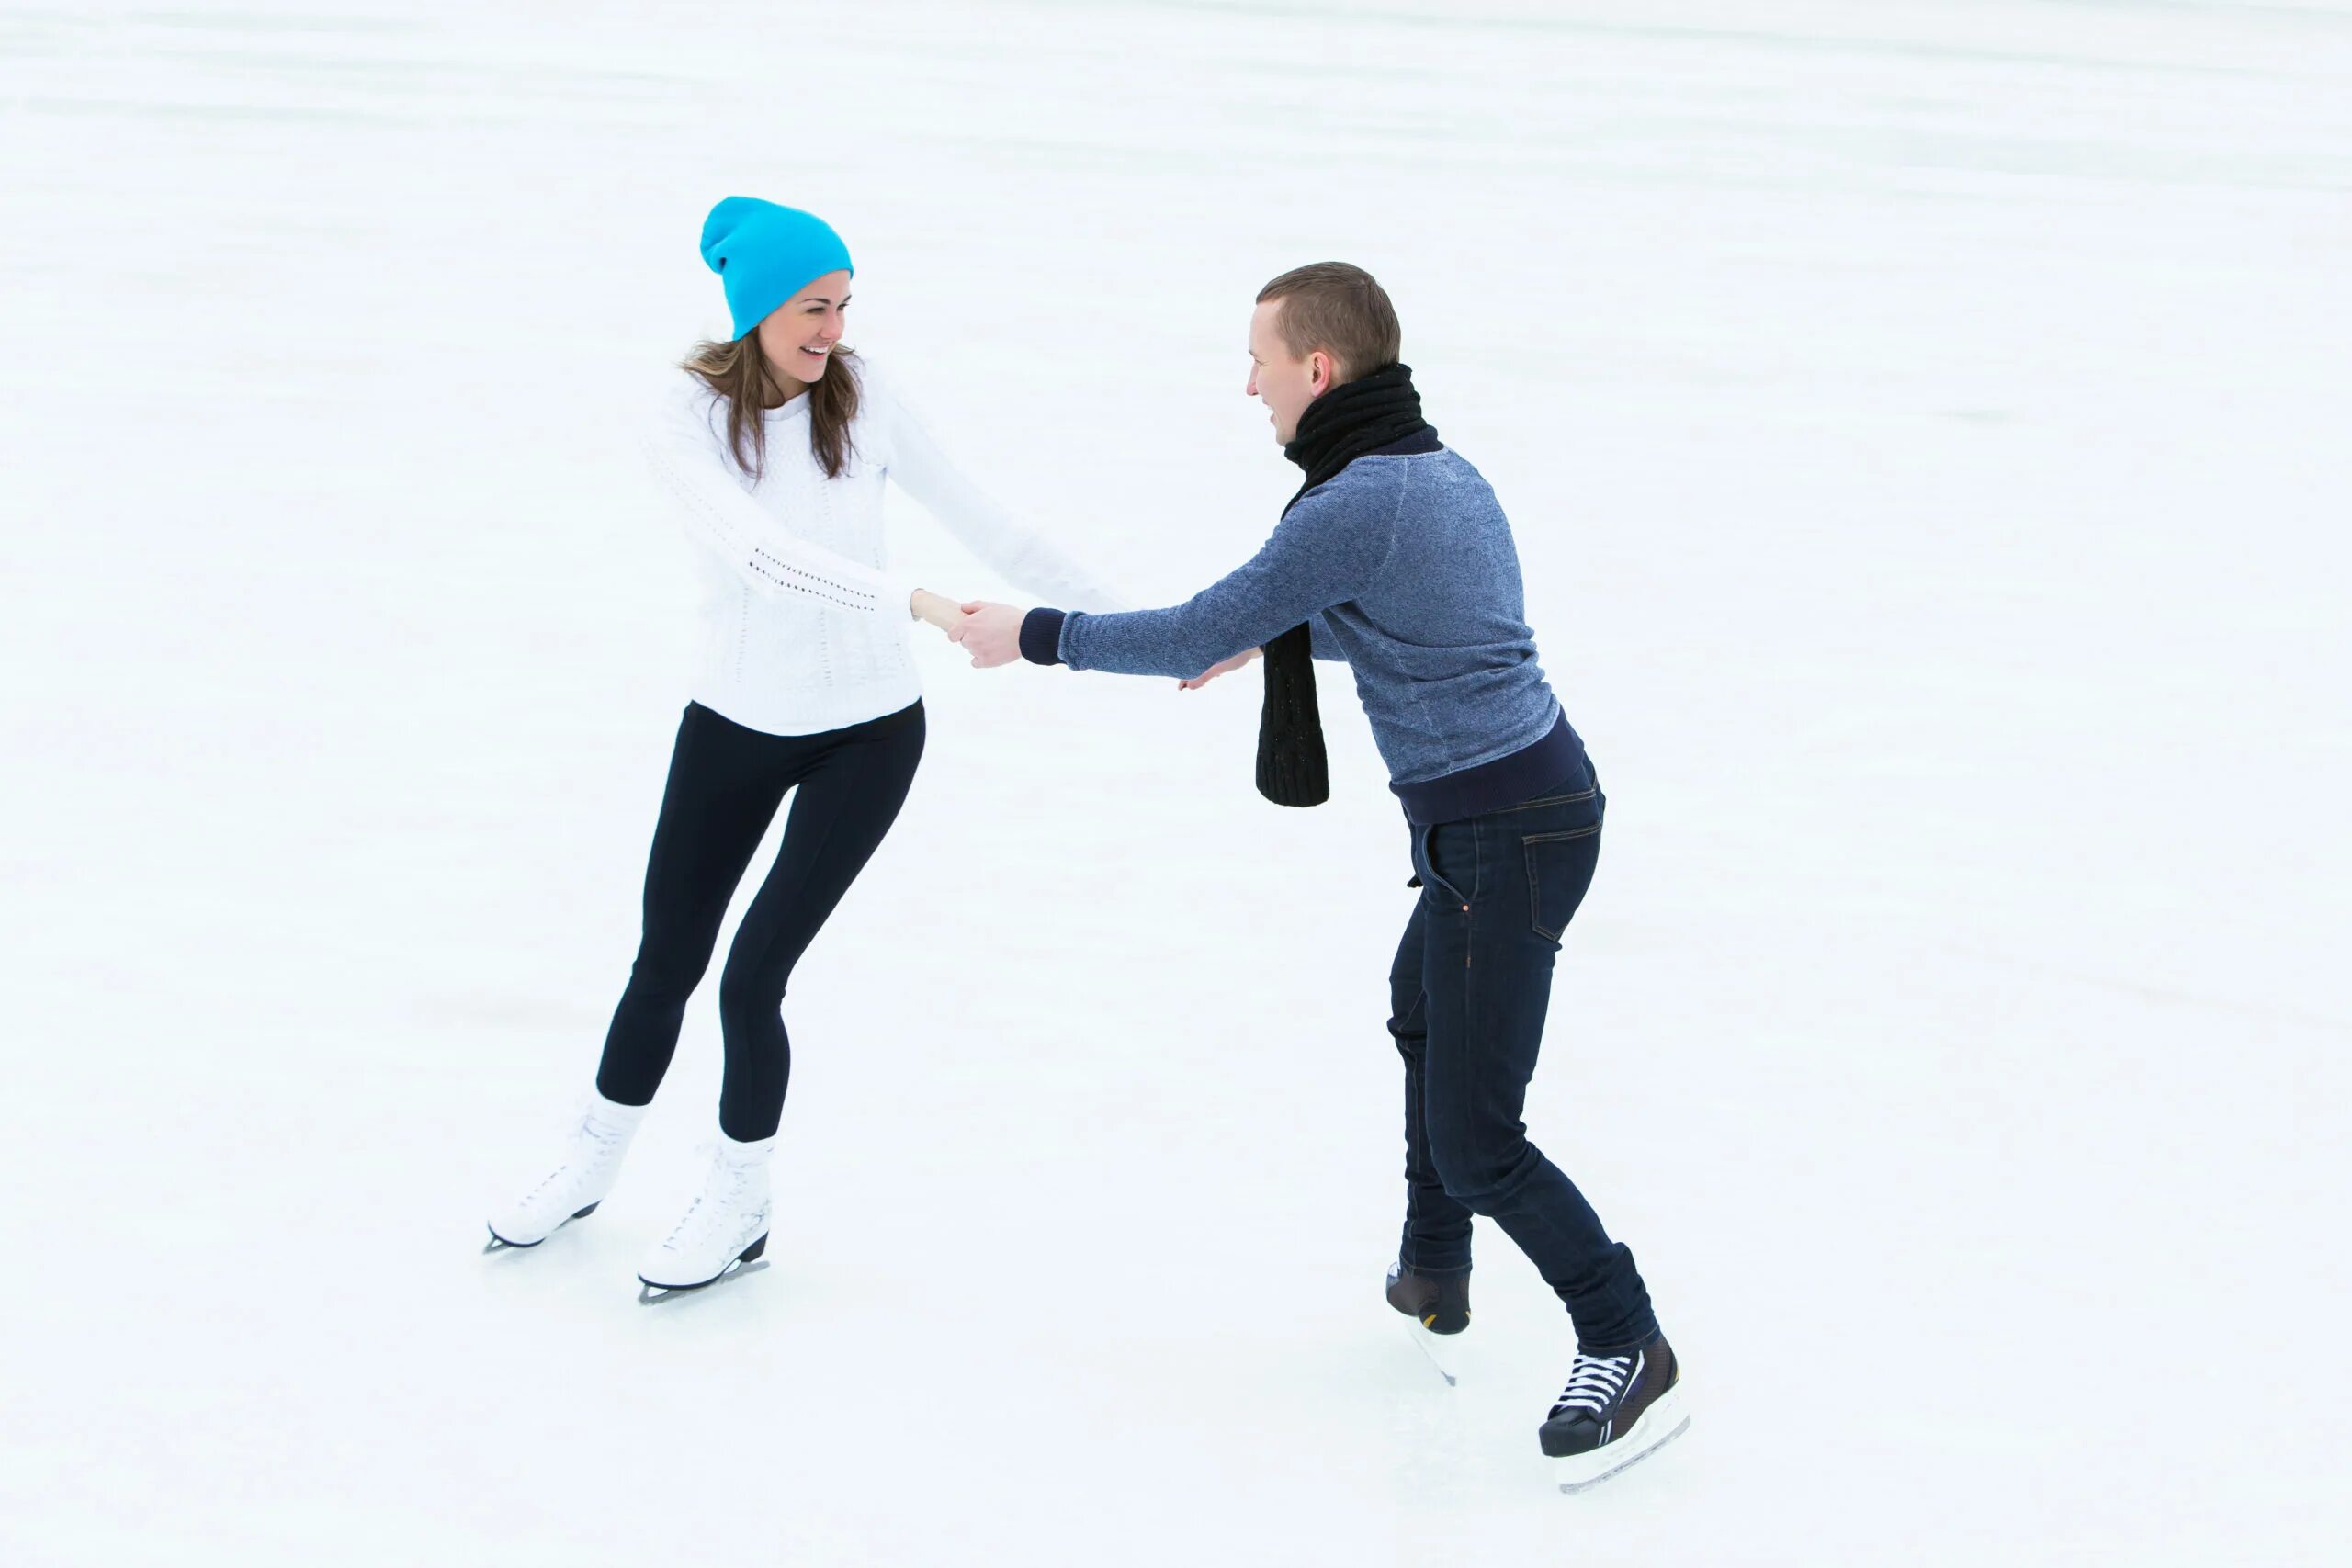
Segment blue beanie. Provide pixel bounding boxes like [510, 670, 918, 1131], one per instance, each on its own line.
[699, 197, 854, 340]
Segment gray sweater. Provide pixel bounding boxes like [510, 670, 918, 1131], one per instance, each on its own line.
[1021, 435, 1586, 824]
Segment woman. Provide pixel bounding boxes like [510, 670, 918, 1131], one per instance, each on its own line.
[486, 197, 1121, 1295]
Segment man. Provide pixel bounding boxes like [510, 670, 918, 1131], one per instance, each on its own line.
[952, 264, 1685, 1489]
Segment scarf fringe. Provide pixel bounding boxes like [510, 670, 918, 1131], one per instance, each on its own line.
[1256, 623, 1329, 807]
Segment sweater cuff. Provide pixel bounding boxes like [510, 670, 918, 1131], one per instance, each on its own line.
[1019, 607, 1069, 666]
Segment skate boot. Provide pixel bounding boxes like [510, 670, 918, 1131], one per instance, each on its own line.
[637, 1132, 774, 1301]
[1385, 1262, 1471, 1334]
[1539, 1333, 1689, 1491]
[485, 1090, 647, 1250]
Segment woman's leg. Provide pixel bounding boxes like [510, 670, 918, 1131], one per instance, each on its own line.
[595, 705, 793, 1108]
[713, 705, 926, 1142]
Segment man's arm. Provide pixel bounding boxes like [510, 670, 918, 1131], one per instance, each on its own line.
[953, 479, 1399, 674]
[1173, 616, 1335, 690]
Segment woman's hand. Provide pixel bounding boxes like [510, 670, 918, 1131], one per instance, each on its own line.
[1179, 647, 1261, 691]
[910, 589, 965, 631]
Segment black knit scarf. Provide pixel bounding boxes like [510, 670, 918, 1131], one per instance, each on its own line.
[1257, 362, 1435, 807]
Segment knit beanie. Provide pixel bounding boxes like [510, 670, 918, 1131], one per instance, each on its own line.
[698, 197, 854, 341]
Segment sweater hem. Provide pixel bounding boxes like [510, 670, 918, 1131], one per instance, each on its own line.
[686, 673, 925, 739]
[1389, 711, 1585, 826]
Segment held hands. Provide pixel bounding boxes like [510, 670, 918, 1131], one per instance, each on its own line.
[907, 589, 1257, 686]
[907, 590, 1024, 666]
[946, 601, 1026, 668]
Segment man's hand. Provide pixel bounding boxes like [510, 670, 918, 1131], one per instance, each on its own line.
[1179, 647, 1261, 691]
[947, 601, 1027, 668]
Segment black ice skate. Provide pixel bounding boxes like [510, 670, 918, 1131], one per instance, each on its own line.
[1385, 1261, 1472, 1334]
[1539, 1334, 1689, 1492]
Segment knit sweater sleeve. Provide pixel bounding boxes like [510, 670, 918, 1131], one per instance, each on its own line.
[869, 368, 1126, 613]
[643, 377, 920, 617]
[1049, 471, 1401, 679]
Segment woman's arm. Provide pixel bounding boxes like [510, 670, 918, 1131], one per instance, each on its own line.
[643, 379, 926, 619]
[873, 373, 1127, 614]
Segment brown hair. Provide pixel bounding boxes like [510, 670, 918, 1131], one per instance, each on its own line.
[682, 336, 862, 480]
[1255, 262, 1402, 384]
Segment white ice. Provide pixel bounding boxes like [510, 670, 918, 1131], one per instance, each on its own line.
[4, 2, 2349, 1562]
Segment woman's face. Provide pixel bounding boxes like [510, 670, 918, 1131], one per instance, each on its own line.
[754, 270, 854, 387]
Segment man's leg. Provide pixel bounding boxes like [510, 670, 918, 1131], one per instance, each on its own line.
[1416, 808, 1656, 1350]
[1389, 898, 1475, 1278]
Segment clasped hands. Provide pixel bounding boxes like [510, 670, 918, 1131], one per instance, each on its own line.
[908, 589, 1259, 690]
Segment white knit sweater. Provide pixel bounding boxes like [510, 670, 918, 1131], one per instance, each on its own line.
[643, 358, 1122, 737]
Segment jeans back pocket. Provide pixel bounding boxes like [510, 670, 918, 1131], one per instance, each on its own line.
[1522, 824, 1601, 942]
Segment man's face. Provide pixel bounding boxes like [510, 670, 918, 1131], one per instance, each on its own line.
[1246, 299, 1329, 446]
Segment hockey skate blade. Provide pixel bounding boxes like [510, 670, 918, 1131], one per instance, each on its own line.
[1401, 1319, 1459, 1386]
[1554, 1387, 1690, 1494]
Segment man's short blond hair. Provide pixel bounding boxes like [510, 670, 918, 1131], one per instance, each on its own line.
[1256, 262, 1401, 383]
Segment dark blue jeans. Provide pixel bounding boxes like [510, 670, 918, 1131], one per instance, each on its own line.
[1390, 756, 1657, 1351]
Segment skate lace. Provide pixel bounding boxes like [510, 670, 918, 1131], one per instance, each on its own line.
[661, 1145, 760, 1250]
[1549, 1352, 1634, 1418]
[520, 1103, 627, 1205]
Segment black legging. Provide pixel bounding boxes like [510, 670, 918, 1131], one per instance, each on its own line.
[595, 700, 926, 1140]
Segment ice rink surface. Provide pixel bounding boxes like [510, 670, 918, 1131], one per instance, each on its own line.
[4, 2, 2348, 1562]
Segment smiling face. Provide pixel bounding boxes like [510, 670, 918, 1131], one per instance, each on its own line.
[752, 269, 854, 392]
[1246, 298, 1335, 446]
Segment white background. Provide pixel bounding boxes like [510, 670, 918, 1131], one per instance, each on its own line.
[3, 2, 2347, 1562]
